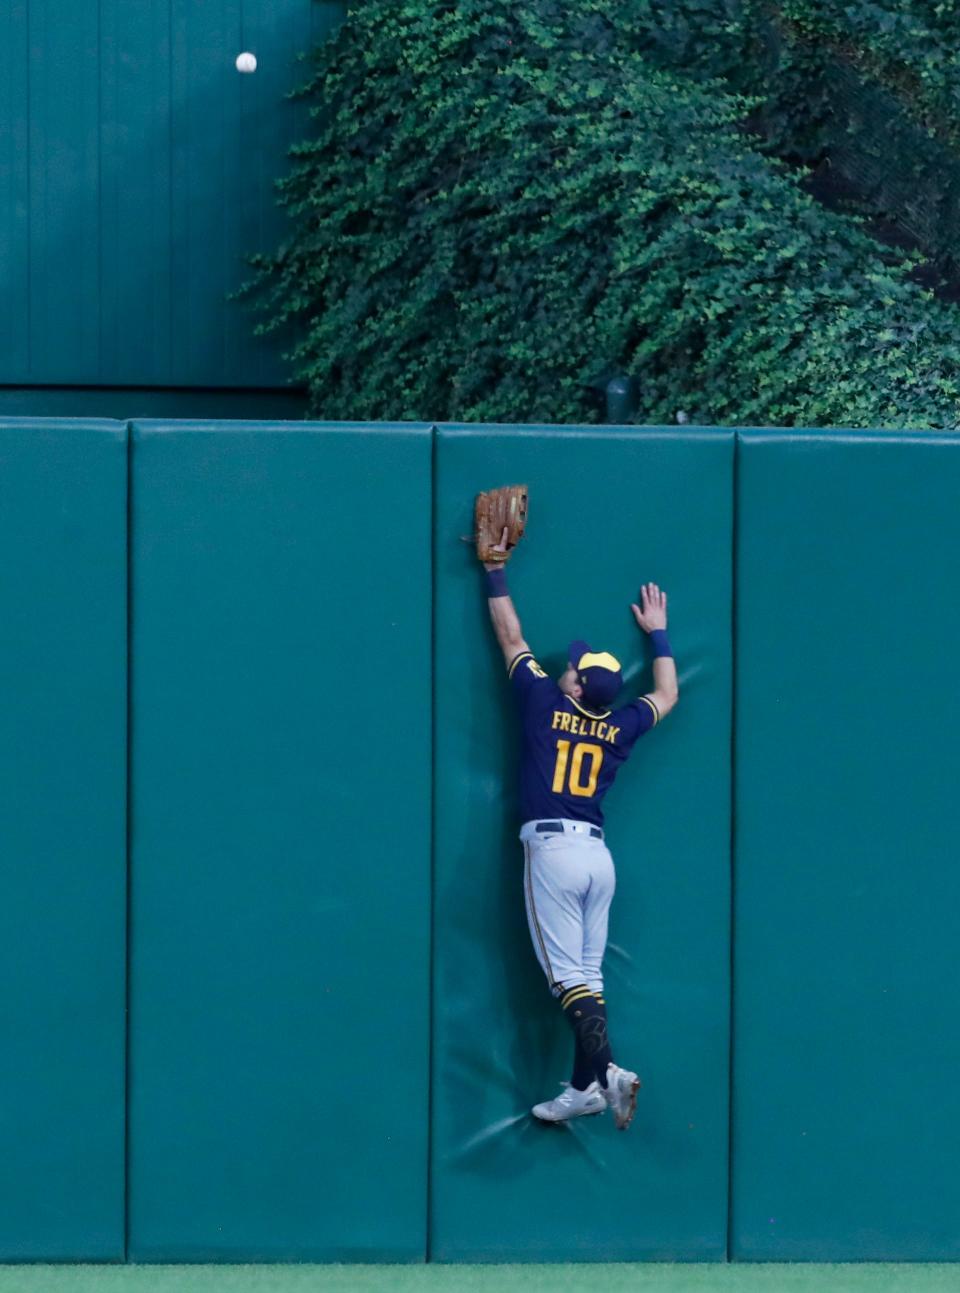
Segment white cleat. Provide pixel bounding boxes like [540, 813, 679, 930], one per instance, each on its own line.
[603, 1063, 641, 1130]
[532, 1080, 607, 1123]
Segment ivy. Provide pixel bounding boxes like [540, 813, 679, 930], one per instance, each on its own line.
[770, 1, 960, 148]
[242, 0, 960, 428]
[627, 1, 960, 284]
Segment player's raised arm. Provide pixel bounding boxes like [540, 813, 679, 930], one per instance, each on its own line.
[483, 526, 531, 668]
[630, 582, 679, 719]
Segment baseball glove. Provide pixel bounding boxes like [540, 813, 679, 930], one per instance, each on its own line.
[474, 484, 529, 563]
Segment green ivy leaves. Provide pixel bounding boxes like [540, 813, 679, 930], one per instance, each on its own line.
[240, 0, 960, 428]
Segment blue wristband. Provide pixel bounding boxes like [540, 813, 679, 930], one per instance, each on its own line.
[649, 629, 672, 658]
[485, 567, 509, 598]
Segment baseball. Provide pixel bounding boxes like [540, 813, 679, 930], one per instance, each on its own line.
[235, 51, 257, 73]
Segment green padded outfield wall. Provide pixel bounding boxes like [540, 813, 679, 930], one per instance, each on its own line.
[128, 422, 432, 1261]
[0, 419, 127, 1259]
[432, 425, 733, 1261]
[733, 430, 960, 1260]
[0, 0, 344, 388]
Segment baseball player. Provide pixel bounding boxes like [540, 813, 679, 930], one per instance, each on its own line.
[476, 489, 678, 1129]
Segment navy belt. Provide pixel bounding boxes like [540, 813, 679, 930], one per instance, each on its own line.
[535, 820, 603, 841]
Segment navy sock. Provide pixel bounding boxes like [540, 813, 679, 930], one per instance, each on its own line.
[571, 1037, 594, 1091]
[591, 991, 613, 1079]
[560, 986, 613, 1089]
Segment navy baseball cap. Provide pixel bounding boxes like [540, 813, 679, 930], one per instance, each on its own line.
[568, 639, 623, 707]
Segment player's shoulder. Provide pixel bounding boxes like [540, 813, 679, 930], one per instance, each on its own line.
[508, 651, 559, 690]
[629, 694, 661, 724]
[507, 649, 546, 681]
[613, 694, 661, 732]
[508, 651, 563, 709]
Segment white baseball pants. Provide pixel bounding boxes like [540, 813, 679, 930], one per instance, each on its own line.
[520, 819, 616, 997]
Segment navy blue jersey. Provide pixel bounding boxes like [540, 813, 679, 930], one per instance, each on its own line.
[508, 650, 658, 827]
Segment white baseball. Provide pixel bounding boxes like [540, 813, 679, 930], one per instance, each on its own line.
[235, 51, 257, 73]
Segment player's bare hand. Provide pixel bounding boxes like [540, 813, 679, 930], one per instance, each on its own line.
[631, 582, 668, 633]
[483, 527, 510, 572]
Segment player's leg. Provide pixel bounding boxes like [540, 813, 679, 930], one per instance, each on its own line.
[522, 838, 585, 992]
[570, 1033, 595, 1092]
[522, 834, 608, 1121]
[563, 843, 615, 1089]
[567, 850, 609, 1090]
[558, 982, 613, 1090]
[524, 834, 617, 1093]
[583, 843, 641, 1130]
[581, 841, 615, 1020]
[569, 1002, 607, 1091]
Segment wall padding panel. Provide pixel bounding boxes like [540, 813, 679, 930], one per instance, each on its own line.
[432, 425, 733, 1261]
[733, 430, 960, 1260]
[0, 419, 127, 1259]
[129, 421, 431, 1261]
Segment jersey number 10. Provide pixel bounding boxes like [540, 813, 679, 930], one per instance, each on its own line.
[551, 739, 604, 798]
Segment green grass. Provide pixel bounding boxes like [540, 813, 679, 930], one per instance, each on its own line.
[0, 1266, 955, 1293]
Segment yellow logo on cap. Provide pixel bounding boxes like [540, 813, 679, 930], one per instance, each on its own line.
[576, 651, 621, 673]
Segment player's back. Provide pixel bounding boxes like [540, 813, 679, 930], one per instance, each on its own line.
[508, 651, 659, 827]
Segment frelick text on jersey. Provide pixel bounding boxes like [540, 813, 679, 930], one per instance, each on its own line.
[550, 711, 621, 743]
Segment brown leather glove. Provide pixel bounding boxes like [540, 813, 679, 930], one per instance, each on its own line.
[474, 485, 529, 563]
